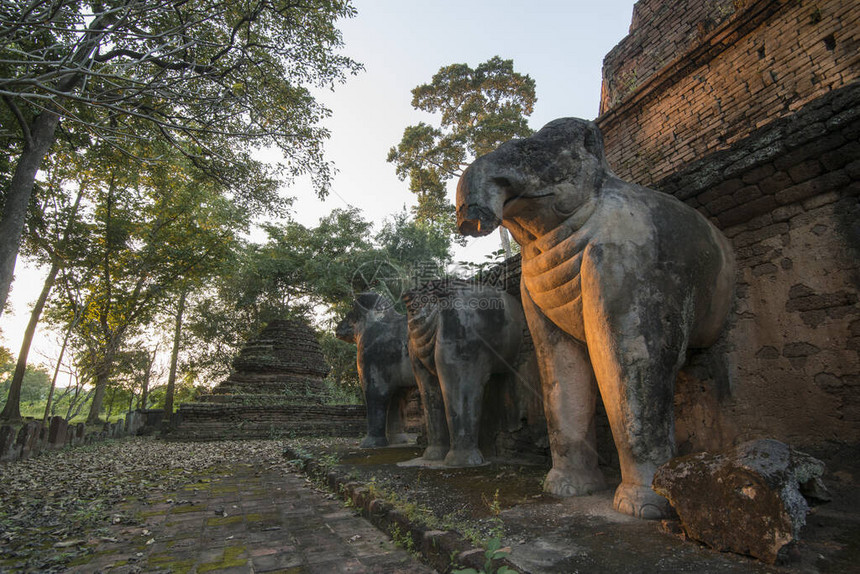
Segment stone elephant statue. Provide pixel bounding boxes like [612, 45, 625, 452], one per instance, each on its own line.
[336, 293, 416, 448]
[403, 280, 527, 467]
[456, 117, 735, 519]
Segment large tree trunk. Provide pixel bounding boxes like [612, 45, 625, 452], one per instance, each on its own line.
[0, 259, 60, 422]
[86, 344, 119, 424]
[139, 348, 155, 409]
[43, 324, 72, 423]
[87, 368, 110, 424]
[2, 186, 83, 422]
[499, 227, 513, 259]
[0, 111, 61, 317]
[163, 288, 187, 422]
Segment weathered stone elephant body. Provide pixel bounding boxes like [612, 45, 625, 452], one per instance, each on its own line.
[456, 118, 735, 518]
[403, 281, 526, 467]
[336, 293, 416, 448]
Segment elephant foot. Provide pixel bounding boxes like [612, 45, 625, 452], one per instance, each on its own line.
[444, 448, 485, 467]
[613, 483, 673, 520]
[422, 444, 448, 461]
[388, 433, 409, 445]
[360, 435, 389, 448]
[542, 467, 607, 497]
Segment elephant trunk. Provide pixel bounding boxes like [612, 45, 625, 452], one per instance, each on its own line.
[456, 162, 505, 237]
[335, 318, 355, 343]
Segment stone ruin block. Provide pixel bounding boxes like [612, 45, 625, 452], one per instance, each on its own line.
[16, 421, 43, 460]
[74, 423, 86, 446]
[0, 425, 21, 462]
[48, 416, 69, 449]
[653, 439, 829, 564]
[125, 411, 144, 435]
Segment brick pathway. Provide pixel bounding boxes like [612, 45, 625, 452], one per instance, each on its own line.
[71, 462, 436, 573]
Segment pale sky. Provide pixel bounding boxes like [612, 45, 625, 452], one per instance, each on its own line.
[1, 0, 638, 363]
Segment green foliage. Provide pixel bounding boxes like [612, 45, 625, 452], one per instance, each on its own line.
[375, 209, 452, 300]
[388, 56, 536, 228]
[452, 537, 516, 574]
[0, 351, 51, 405]
[147, 383, 199, 413]
[377, 209, 452, 270]
[234, 207, 376, 320]
[181, 207, 378, 385]
[1, 0, 362, 198]
[318, 332, 360, 397]
[36, 137, 252, 420]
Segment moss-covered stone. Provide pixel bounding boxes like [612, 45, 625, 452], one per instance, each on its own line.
[196, 545, 247, 573]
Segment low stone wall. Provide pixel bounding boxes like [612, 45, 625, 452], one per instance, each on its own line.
[0, 410, 157, 464]
[165, 403, 368, 441]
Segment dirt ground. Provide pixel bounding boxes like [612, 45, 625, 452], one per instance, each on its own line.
[294, 438, 860, 574]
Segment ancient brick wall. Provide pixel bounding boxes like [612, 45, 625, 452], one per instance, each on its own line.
[660, 82, 860, 454]
[597, 0, 859, 187]
[597, 1, 859, 459]
[600, 0, 737, 113]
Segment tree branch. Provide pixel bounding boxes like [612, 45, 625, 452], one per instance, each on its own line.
[2, 94, 32, 147]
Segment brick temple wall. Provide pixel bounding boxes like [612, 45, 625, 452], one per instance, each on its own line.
[597, 0, 859, 187]
[597, 0, 859, 458]
[664, 83, 859, 454]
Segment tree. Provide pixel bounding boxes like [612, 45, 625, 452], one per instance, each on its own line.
[44, 140, 248, 424]
[375, 209, 452, 295]
[180, 207, 389, 388]
[387, 56, 536, 255]
[235, 207, 377, 320]
[0, 351, 51, 408]
[0, 0, 362, 317]
[162, 286, 187, 420]
[0, 146, 86, 422]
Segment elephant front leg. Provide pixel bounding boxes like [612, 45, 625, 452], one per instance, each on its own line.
[360, 393, 390, 448]
[411, 358, 449, 460]
[385, 388, 409, 445]
[582, 266, 686, 519]
[436, 356, 488, 467]
[522, 286, 606, 496]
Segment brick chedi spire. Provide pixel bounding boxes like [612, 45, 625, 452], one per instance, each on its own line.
[167, 319, 365, 441]
[209, 319, 330, 400]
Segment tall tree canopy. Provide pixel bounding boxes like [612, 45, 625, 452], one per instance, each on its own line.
[0, 0, 361, 317]
[39, 137, 249, 423]
[387, 56, 536, 242]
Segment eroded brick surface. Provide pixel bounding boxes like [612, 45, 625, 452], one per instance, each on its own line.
[70, 463, 435, 573]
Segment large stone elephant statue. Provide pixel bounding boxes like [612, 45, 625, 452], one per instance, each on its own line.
[403, 280, 527, 467]
[336, 293, 416, 448]
[456, 118, 735, 519]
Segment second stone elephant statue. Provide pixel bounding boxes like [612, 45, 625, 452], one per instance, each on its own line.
[336, 293, 416, 448]
[403, 280, 528, 467]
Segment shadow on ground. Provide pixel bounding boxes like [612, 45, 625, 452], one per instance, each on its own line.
[289, 438, 860, 574]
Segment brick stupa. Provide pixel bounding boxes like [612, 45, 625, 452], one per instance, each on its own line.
[167, 319, 366, 440]
[208, 319, 330, 401]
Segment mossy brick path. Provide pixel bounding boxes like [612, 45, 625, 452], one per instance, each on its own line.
[69, 462, 436, 573]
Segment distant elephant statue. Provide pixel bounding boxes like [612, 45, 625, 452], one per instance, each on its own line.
[403, 280, 526, 467]
[456, 118, 735, 519]
[336, 293, 416, 448]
